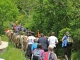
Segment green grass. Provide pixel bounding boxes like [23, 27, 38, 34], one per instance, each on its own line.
[0, 35, 27, 60]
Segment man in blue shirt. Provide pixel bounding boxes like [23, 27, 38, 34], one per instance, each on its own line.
[62, 31, 70, 60]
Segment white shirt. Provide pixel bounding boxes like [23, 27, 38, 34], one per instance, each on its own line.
[48, 36, 58, 47]
[27, 36, 36, 44]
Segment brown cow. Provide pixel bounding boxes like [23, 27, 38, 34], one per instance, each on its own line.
[6, 30, 29, 52]
[23, 36, 28, 52]
[5, 30, 13, 41]
[11, 33, 19, 48]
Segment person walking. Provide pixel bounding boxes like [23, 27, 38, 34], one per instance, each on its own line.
[26, 32, 36, 60]
[48, 32, 58, 52]
[38, 33, 49, 52]
[62, 31, 73, 60]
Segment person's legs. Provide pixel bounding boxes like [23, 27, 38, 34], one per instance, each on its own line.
[63, 46, 68, 60]
[26, 44, 32, 60]
[54, 47, 57, 54]
[65, 55, 68, 60]
[29, 44, 32, 60]
[67, 46, 72, 60]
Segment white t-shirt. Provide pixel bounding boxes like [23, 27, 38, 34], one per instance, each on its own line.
[27, 36, 36, 44]
[48, 36, 58, 47]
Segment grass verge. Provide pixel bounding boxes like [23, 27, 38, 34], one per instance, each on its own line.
[0, 35, 27, 60]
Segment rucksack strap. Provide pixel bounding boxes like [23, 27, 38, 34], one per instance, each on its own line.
[49, 52, 53, 60]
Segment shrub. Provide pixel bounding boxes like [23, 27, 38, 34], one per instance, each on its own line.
[71, 51, 80, 60]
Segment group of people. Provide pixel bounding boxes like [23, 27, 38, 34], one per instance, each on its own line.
[26, 32, 58, 60]
[6, 22, 31, 36]
[26, 31, 73, 60]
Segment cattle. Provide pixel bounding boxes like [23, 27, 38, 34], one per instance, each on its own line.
[23, 36, 28, 52]
[5, 30, 13, 41]
[11, 33, 19, 47]
[6, 30, 35, 54]
[12, 34, 28, 52]
[18, 35, 28, 52]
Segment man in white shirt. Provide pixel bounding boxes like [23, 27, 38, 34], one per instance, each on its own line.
[26, 32, 36, 60]
[27, 35, 36, 45]
[48, 32, 58, 49]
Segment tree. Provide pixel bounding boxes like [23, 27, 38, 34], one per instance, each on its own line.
[31, 0, 80, 36]
[0, 0, 19, 34]
[12, 0, 39, 29]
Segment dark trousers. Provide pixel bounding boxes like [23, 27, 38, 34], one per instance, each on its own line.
[67, 46, 72, 60]
[63, 46, 67, 55]
[63, 46, 72, 60]
[26, 44, 32, 60]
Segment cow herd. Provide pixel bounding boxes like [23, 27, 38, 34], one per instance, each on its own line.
[5, 30, 28, 52]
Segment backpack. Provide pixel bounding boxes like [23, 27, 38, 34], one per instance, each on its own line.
[32, 49, 41, 60]
[42, 52, 53, 60]
[67, 36, 73, 46]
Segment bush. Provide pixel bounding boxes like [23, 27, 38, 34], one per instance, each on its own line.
[71, 29, 80, 51]
[71, 51, 80, 60]
[58, 27, 72, 41]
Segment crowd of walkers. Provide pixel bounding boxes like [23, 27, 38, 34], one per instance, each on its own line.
[26, 32, 58, 60]
[6, 22, 73, 60]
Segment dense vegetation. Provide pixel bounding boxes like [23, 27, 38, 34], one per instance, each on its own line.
[0, 0, 80, 60]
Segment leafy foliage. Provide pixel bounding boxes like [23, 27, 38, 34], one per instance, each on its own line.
[58, 27, 72, 41]
[12, 0, 39, 29]
[31, 0, 80, 36]
[71, 51, 80, 60]
[0, 0, 19, 34]
[0, 0, 19, 22]
[71, 29, 80, 51]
